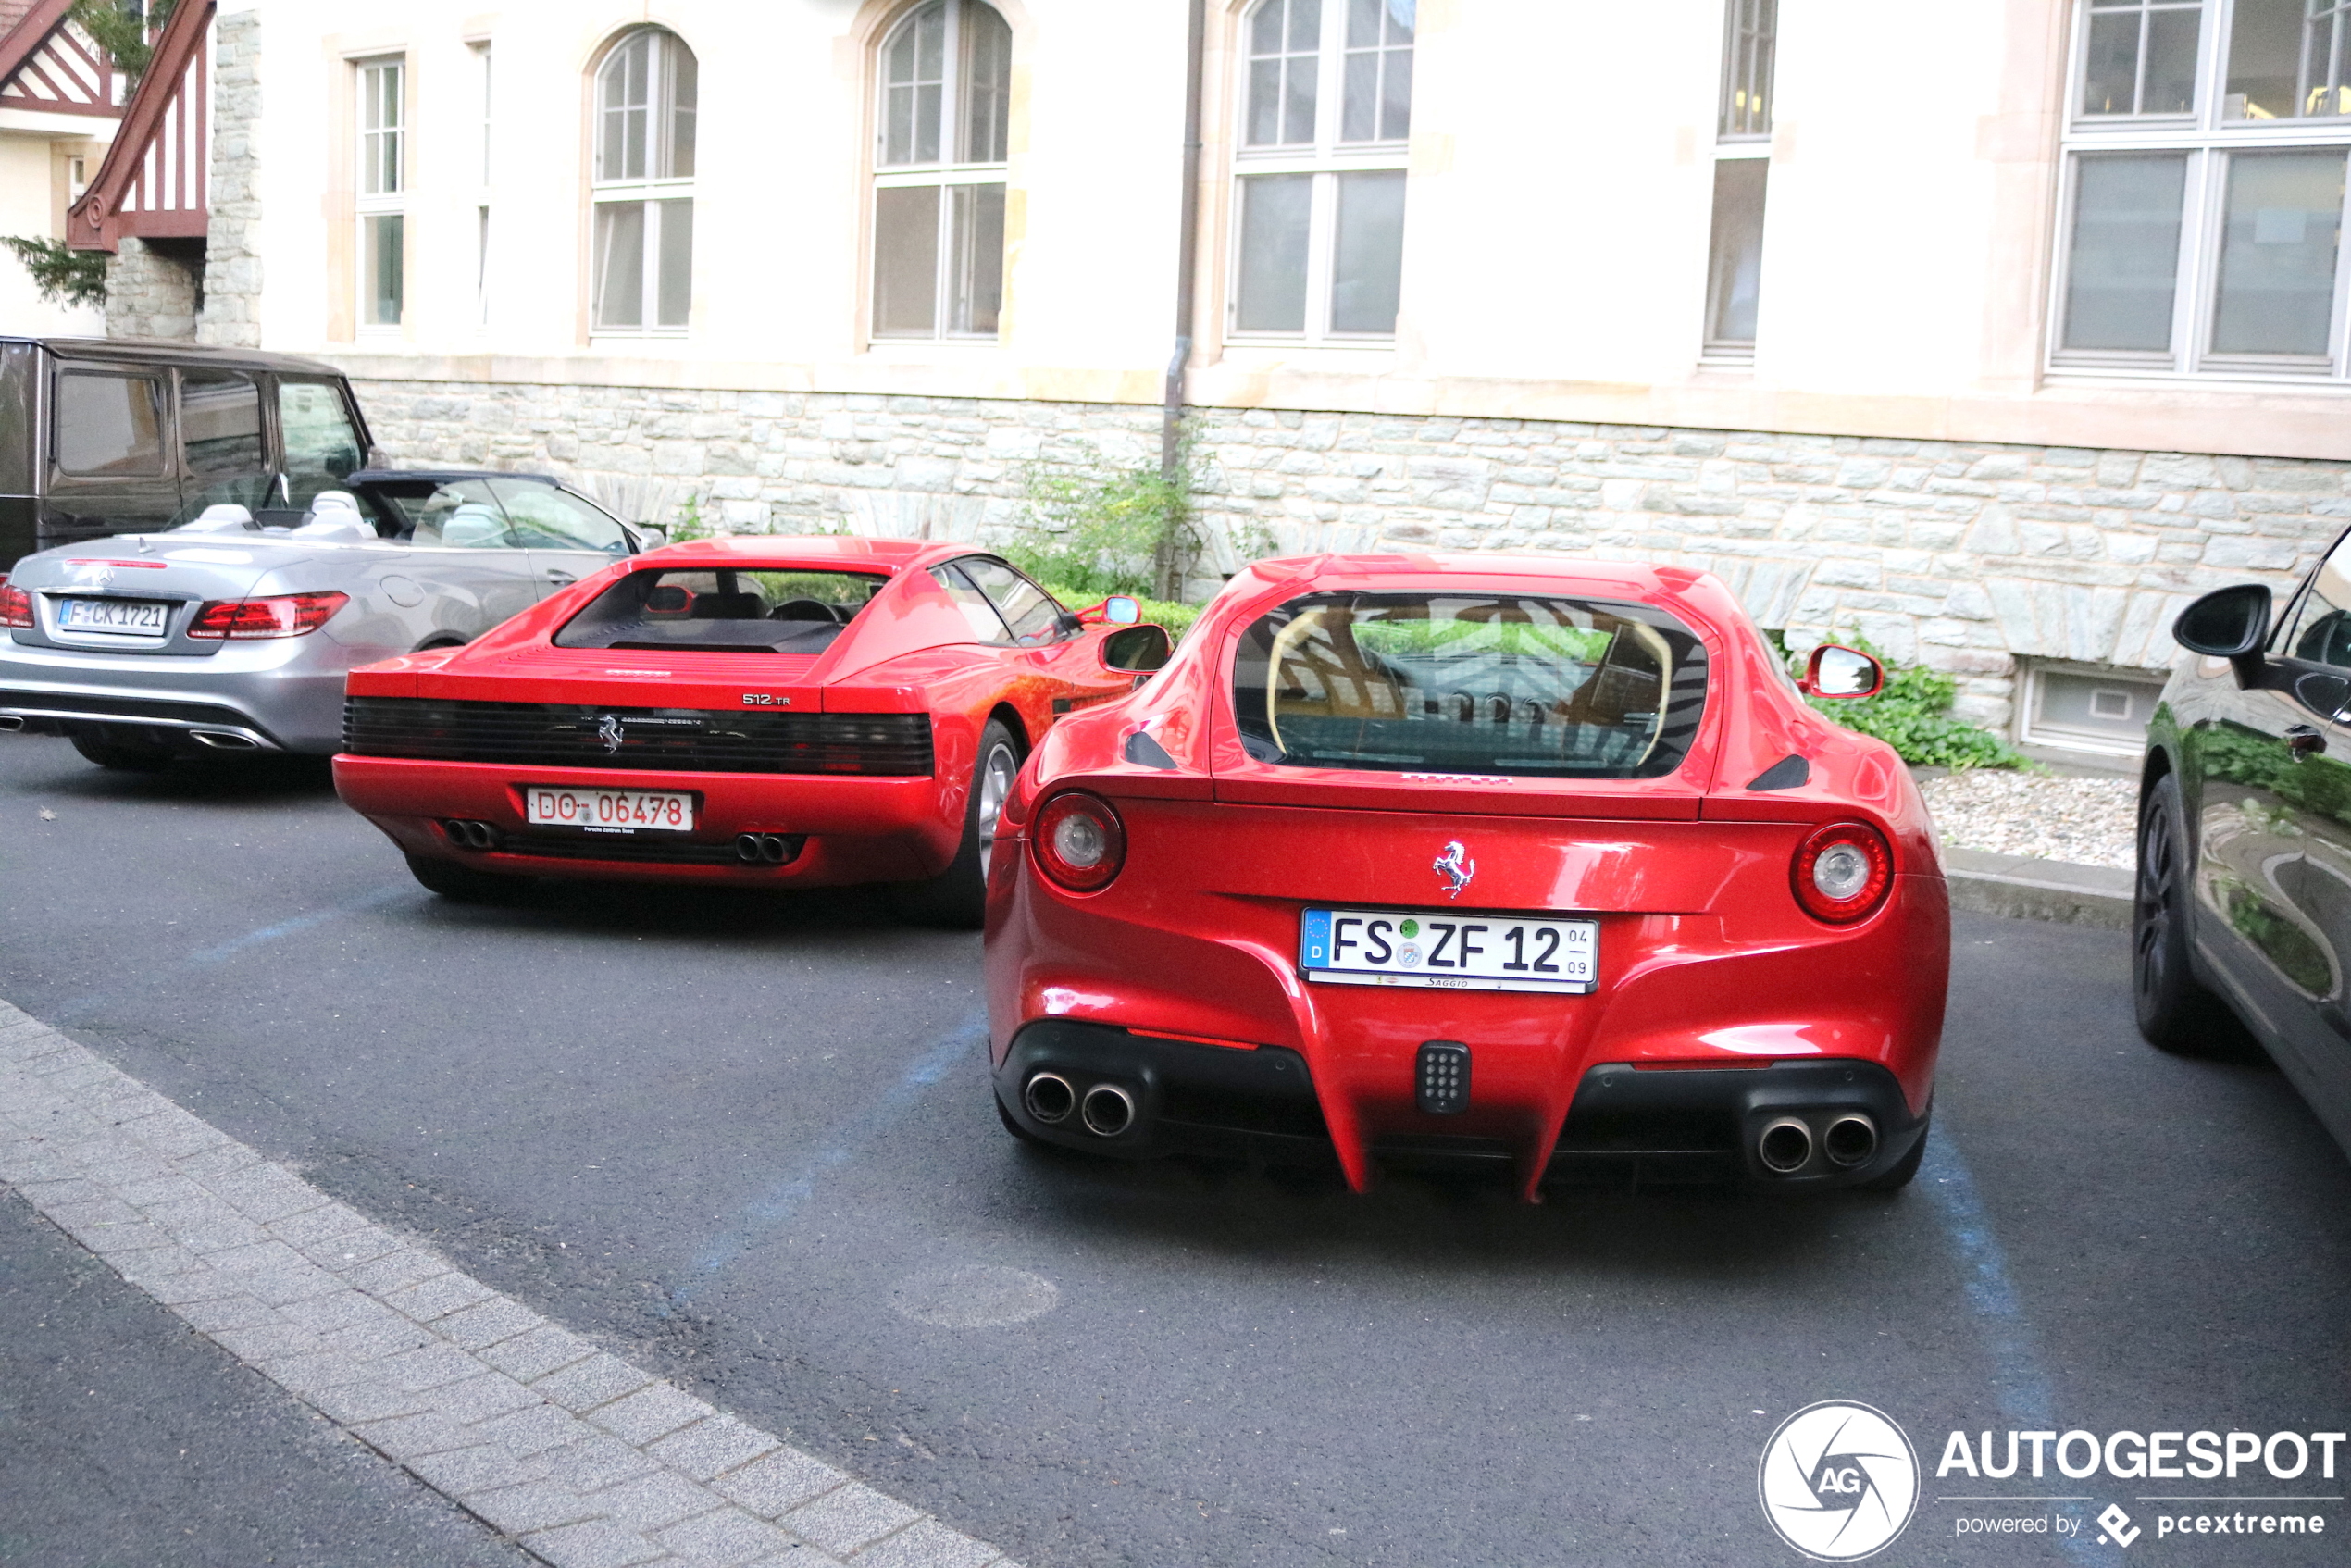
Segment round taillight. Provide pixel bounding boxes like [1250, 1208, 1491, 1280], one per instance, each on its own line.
[1792, 821, 1893, 923]
[1032, 791, 1126, 892]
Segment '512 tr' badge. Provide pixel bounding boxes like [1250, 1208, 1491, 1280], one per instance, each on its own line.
[740, 693, 791, 706]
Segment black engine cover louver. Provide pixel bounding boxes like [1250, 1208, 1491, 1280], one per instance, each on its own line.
[342, 697, 933, 777]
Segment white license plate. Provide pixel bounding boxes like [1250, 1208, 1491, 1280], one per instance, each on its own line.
[57, 597, 170, 636]
[524, 787, 696, 833]
[1300, 907, 1598, 994]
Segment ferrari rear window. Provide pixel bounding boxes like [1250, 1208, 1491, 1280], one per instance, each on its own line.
[1231, 591, 1709, 778]
[554, 567, 889, 653]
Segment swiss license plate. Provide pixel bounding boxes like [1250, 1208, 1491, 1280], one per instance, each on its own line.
[57, 597, 169, 637]
[1300, 907, 1598, 994]
[524, 786, 695, 833]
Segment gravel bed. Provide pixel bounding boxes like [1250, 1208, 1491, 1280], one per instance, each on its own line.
[1918, 768, 2139, 870]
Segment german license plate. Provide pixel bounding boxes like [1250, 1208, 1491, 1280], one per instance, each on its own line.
[1300, 908, 1598, 994]
[57, 597, 169, 636]
[524, 786, 695, 833]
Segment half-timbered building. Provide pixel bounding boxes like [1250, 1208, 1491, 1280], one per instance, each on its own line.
[0, 0, 119, 332]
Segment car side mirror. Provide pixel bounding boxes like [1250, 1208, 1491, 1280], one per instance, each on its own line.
[2173, 583, 2273, 689]
[1799, 643, 1884, 699]
[1102, 623, 1173, 673]
[1078, 595, 1142, 626]
[633, 523, 668, 548]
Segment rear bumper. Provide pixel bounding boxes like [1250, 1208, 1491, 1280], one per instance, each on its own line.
[0, 640, 348, 752]
[993, 1020, 1928, 1191]
[332, 753, 961, 887]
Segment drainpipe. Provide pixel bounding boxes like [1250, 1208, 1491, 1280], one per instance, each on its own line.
[1155, 0, 1207, 600]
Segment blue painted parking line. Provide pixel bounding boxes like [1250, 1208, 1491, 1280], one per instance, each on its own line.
[666, 1003, 989, 1312]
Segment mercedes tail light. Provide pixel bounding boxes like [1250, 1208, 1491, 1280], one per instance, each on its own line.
[1032, 791, 1126, 892]
[187, 591, 349, 641]
[0, 579, 30, 629]
[1793, 821, 1894, 923]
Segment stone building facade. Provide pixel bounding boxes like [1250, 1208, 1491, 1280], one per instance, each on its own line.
[351, 376, 2351, 731]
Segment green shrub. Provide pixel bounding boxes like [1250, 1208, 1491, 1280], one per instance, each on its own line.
[1, 237, 106, 308]
[1786, 634, 2028, 770]
[1002, 442, 1199, 601]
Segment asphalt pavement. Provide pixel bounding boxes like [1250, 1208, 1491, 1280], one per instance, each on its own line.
[1, 731, 2346, 1567]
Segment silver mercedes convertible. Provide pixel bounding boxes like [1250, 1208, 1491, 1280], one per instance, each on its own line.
[0, 470, 656, 767]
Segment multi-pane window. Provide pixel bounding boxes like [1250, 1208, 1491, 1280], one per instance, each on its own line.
[2057, 0, 2351, 377]
[872, 0, 1012, 341]
[1704, 0, 1776, 358]
[591, 28, 697, 335]
[1231, 0, 1414, 342]
[475, 43, 492, 327]
[355, 58, 404, 330]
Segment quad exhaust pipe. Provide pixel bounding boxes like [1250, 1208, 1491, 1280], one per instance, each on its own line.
[0, 716, 23, 732]
[1023, 1072, 1076, 1125]
[735, 832, 796, 865]
[1020, 1071, 1138, 1139]
[1755, 1112, 1879, 1175]
[442, 819, 501, 852]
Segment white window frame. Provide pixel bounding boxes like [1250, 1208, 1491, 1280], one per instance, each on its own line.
[869, 0, 1013, 343]
[591, 27, 697, 339]
[355, 56, 405, 333]
[1703, 0, 1778, 363]
[2014, 658, 2170, 758]
[2050, 0, 2351, 384]
[1227, 0, 1413, 346]
[474, 42, 492, 329]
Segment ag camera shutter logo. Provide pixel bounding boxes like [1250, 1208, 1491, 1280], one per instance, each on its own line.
[1758, 1400, 1921, 1560]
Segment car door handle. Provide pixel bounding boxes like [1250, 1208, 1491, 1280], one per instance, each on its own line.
[542, 569, 576, 586]
[2286, 724, 2327, 758]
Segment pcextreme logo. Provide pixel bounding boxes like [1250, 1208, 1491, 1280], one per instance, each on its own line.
[1759, 1401, 1922, 1561]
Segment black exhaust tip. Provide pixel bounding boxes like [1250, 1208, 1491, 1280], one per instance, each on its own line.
[1758, 1116, 1813, 1175]
[1823, 1114, 1878, 1168]
[1023, 1073, 1075, 1125]
[1081, 1083, 1136, 1138]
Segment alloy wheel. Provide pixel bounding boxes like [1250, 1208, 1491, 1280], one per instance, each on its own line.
[2134, 798, 2175, 1010]
[976, 741, 1019, 877]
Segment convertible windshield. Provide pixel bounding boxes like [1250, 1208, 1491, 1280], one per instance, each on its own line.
[554, 568, 889, 653]
[1231, 591, 1709, 778]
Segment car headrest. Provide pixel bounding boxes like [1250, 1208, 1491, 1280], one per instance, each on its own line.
[308, 491, 363, 518]
[643, 585, 692, 614]
[693, 592, 766, 620]
[289, 516, 375, 543]
[177, 503, 257, 535]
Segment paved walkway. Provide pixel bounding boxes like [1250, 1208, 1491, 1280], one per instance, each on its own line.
[0, 997, 1013, 1568]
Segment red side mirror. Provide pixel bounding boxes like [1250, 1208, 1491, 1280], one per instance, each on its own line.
[1799, 643, 1884, 700]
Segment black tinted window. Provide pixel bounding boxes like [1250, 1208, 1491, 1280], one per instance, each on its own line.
[56, 372, 165, 477]
[181, 371, 264, 477]
[958, 558, 1065, 644]
[277, 380, 363, 504]
[555, 567, 888, 653]
[1232, 591, 1710, 778]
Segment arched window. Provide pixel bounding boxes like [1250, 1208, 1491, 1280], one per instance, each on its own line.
[1232, 0, 1413, 342]
[872, 0, 1012, 340]
[592, 28, 698, 334]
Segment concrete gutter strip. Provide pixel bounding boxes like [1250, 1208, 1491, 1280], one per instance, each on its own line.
[0, 998, 1017, 1568]
[1942, 847, 2132, 933]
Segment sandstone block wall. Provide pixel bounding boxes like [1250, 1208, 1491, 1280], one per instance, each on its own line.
[195, 9, 262, 349]
[347, 376, 2351, 729]
[103, 238, 200, 340]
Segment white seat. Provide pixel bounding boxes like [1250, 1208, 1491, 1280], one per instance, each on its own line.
[176, 503, 256, 535]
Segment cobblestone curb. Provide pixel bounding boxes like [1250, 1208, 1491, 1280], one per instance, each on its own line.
[0, 999, 1016, 1568]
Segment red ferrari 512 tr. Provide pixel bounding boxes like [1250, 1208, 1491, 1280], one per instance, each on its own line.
[984, 553, 1948, 1197]
[332, 537, 1172, 924]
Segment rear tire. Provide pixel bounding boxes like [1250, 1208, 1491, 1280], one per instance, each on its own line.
[889, 718, 1020, 929]
[70, 732, 178, 773]
[2134, 772, 2242, 1055]
[404, 852, 513, 902]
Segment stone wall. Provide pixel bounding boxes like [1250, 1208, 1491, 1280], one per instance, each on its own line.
[103, 238, 200, 340]
[196, 8, 261, 349]
[347, 377, 2351, 728]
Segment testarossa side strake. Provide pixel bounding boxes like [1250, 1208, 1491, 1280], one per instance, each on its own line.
[982, 553, 1949, 1199]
